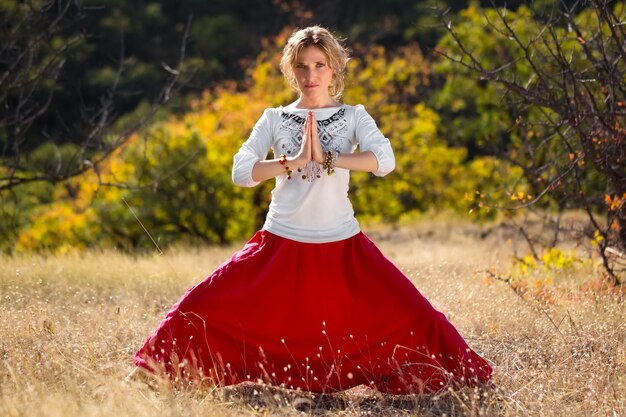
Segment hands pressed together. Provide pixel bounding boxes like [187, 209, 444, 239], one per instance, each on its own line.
[291, 112, 325, 171]
[251, 111, 379, 183]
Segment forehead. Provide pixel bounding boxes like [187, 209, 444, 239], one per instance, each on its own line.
[296, 45, 328, 62]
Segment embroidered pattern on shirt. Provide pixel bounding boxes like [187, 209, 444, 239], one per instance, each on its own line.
[276, 108, 347, 182]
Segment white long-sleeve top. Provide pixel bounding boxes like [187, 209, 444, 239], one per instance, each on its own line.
[232, 103, 395, 243]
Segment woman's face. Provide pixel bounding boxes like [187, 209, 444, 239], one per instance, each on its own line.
[293, 46, 334, 98]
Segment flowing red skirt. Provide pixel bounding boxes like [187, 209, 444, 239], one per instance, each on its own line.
[133, 230, 492, 394]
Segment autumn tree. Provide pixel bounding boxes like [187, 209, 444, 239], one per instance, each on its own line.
[13, 36, 521, 252]
[436, 1, 625, 285]
[0, 0, 191, 246]
[0, 0, 189, 191]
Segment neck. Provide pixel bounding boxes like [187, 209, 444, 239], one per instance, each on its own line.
[295, 94, 337, 109]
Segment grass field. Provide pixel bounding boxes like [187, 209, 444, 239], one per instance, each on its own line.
[1, 220, 624, 416]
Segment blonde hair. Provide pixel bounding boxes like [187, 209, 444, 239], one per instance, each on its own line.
[280, 26, 350, 99]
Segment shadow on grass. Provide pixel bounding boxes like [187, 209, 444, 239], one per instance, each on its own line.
[218, 382, 501, 416]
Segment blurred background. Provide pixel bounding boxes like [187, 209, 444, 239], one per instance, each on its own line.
[1, 0, 622, 284]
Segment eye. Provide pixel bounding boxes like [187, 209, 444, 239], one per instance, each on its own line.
[316, 63, 326, 68]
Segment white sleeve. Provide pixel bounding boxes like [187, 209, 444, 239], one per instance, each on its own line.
[232, 108, 274, 187]
[354, 104, 395, 177]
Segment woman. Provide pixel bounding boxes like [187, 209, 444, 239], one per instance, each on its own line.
[133, 26, 492, 394]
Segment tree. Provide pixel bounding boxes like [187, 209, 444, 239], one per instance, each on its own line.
[0, 0, 190, 245]
[0, 0, 188, 192]
[12, 38, 519, 252]
[436, 1, 625, 285]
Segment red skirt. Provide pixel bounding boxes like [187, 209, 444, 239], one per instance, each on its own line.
[133, 230, 492, 394]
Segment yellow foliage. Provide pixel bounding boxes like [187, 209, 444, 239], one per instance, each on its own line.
[515, 255, 537, 276]
[12, 35, 522, 251]
[591, 230, 603, 248]
[512, 246, 583, 290]
[16, 205, 97, 253]
[541, 248, 577, 270]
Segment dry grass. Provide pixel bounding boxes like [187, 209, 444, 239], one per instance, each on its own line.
[0, 219, 624, 416]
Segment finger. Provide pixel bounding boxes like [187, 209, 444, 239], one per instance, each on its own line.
[312, 115, 318, 137]
[301, 113, 312, 159]
[303, 113, 310, 140]
[311, 119, 320, 147]
[309, 112, 317, 137]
